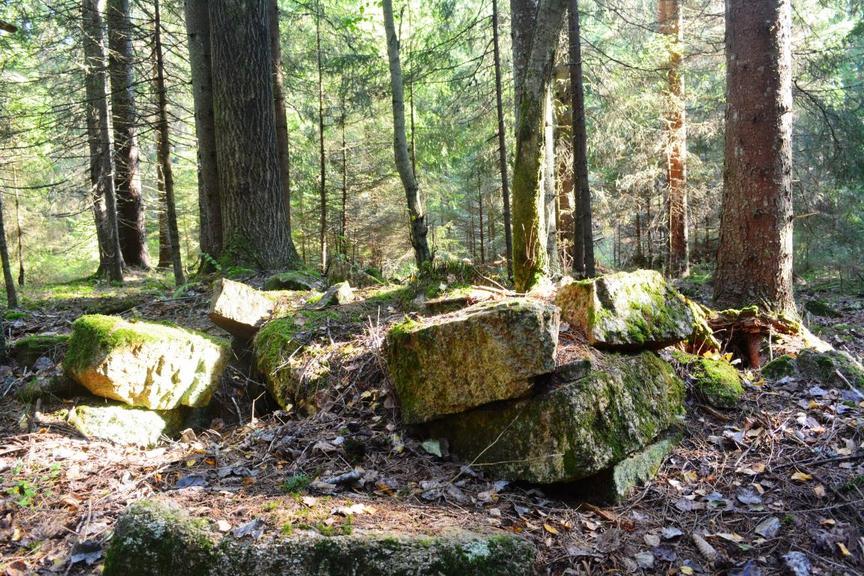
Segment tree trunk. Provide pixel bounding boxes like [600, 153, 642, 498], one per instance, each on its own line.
[153, 0, 185, 286]
[185, 0, 223, 267]
[315, 1, 327, 272]
[714, 0, 795, 315]
[340, 111, 348, 256]
[491, 0, 513, 277]
[478, 175, 485, 265]
[13, 183, 24, 287]
[157, 179, 171, 268]
[569, 0, 594, 277]
[543, 83, 559, 275]
[659, 0, 688, 278]
[510, 0, 567, 291]
[82, 0, 123, 282]
[382, 0, 431, 268]
[0, 190, 18, 308]
[107, 0, 149, 269]
[269, 0, 294, 235]
[209, 0, 300, 270]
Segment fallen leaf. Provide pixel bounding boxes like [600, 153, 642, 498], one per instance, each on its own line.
[790, 472, 812, 482]
[782, 551, 811, 576]
[543, 523, 559, 535]
[837, 542, 851, 557]
[754, 516, 781, 539]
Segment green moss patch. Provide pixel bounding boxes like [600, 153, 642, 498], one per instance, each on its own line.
[11, 333, 69, 367]
[673, 351, 743, 409]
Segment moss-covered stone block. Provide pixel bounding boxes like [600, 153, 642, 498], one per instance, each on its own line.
[104, 500, 218, 576]
[63, 402, 185, 447]
[556, 270, 694, 350]
[426, 351, 685, 483]
[253, 313, 335, 412]
[10, 333, 68, 367]
[673, 351, 743, 408]
[104, 500, 536, 576]
[762, 349, 864, 390]
[576, 432, 681, 502]
[385, 298, 559, 424]
[264, 271, 321, 292]
[64, 315, 230, 410]
[804, 299, 841, 318]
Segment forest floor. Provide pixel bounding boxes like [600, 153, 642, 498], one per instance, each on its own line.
[0, 272, 862, 575]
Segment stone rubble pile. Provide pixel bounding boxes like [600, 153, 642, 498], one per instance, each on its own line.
[386, 270, 704, 499]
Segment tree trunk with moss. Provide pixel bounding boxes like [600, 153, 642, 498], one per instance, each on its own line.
[383, 0, 431, 268]
[510, 0, 568, 291]
[269, 0, 294, 235]
[82, 0, 123, 282]
[107, 0, 149, 269]
[209, 0, 300, 270]
[714, 0, 795, 314]
[659, 0, 688, 278]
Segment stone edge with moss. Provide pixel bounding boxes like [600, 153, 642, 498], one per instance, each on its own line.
[104, 500, 536, 576]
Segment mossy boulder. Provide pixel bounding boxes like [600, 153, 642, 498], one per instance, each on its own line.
[385, 298, 559, 424]
[672, 351, 744, 408]
[264, 271, 321, 292]
[426, 351, 685, 484]
[63, 402, 184, 447]
[253, 313, 335, 412]
[804, 299, 841, 318]
[64, 315, 230, 410]
[311, 281, 354, 309]
[105, 500, 536, 576]
[556, 270, 694, 350]
[764, 349, 864, 389]
[10, 333, 68, 367]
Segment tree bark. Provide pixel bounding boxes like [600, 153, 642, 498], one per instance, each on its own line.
[269, 0, 294, 234]
[568, 0, 594, 277]
[153, 0, 185, 286]
[13, 180, 24, 287]
[478, 173, 485, 264]
[82, 0, 123, 282]
[382, 0, 431, 268]
[315, 1, 327, 272]
[491, 0, 513, 276]
[209, 0, 300, 270]
[156, 176, 171, 268]
[340, 110, 348, 256]
[185, 0, 222, 267]
[714, 0, 795, 315]
[659, 0, 688, 278]
[543, 83, 559, 275]
[107, 0, 149, 269]
[0, 190, 18, 308]
[509, 0, 567, 291]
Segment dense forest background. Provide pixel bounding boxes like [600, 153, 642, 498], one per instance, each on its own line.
[0, 0, 862, 287]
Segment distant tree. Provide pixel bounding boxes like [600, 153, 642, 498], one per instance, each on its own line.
[382, 0, 431, 267]
[715, 0, 795, 314]
[82, 0, 123, 282]
[659, 0, 688, 277]
[509, 0, 567, 291]
[568, 0, 594, 277]
[152, 0, 184, 285]
[209, 0, 300, 269]
[0, 189, 18, 308]
[107, 0, 149, 269]
[184, 0, 223, 268]
[491, 0, 513, 276]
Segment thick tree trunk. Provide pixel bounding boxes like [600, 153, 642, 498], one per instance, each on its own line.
[0, 190, 18, 308]
[510, 0, 567, 291]
[382, 0, 431, 268]
[314, 1, 327, 271]
[153, 0, 185, 286]
[714, 0, 795, 315]
[185, 0, 222, 267]
[268, 0, 294, 234]
[569, 0, 594, 277]
[209, 0, 300, 270]
[107, 0, 149, 269]
[491, 0, 513, 276]
[659, 0, 688, 278]
[82, 0, 123, 282]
